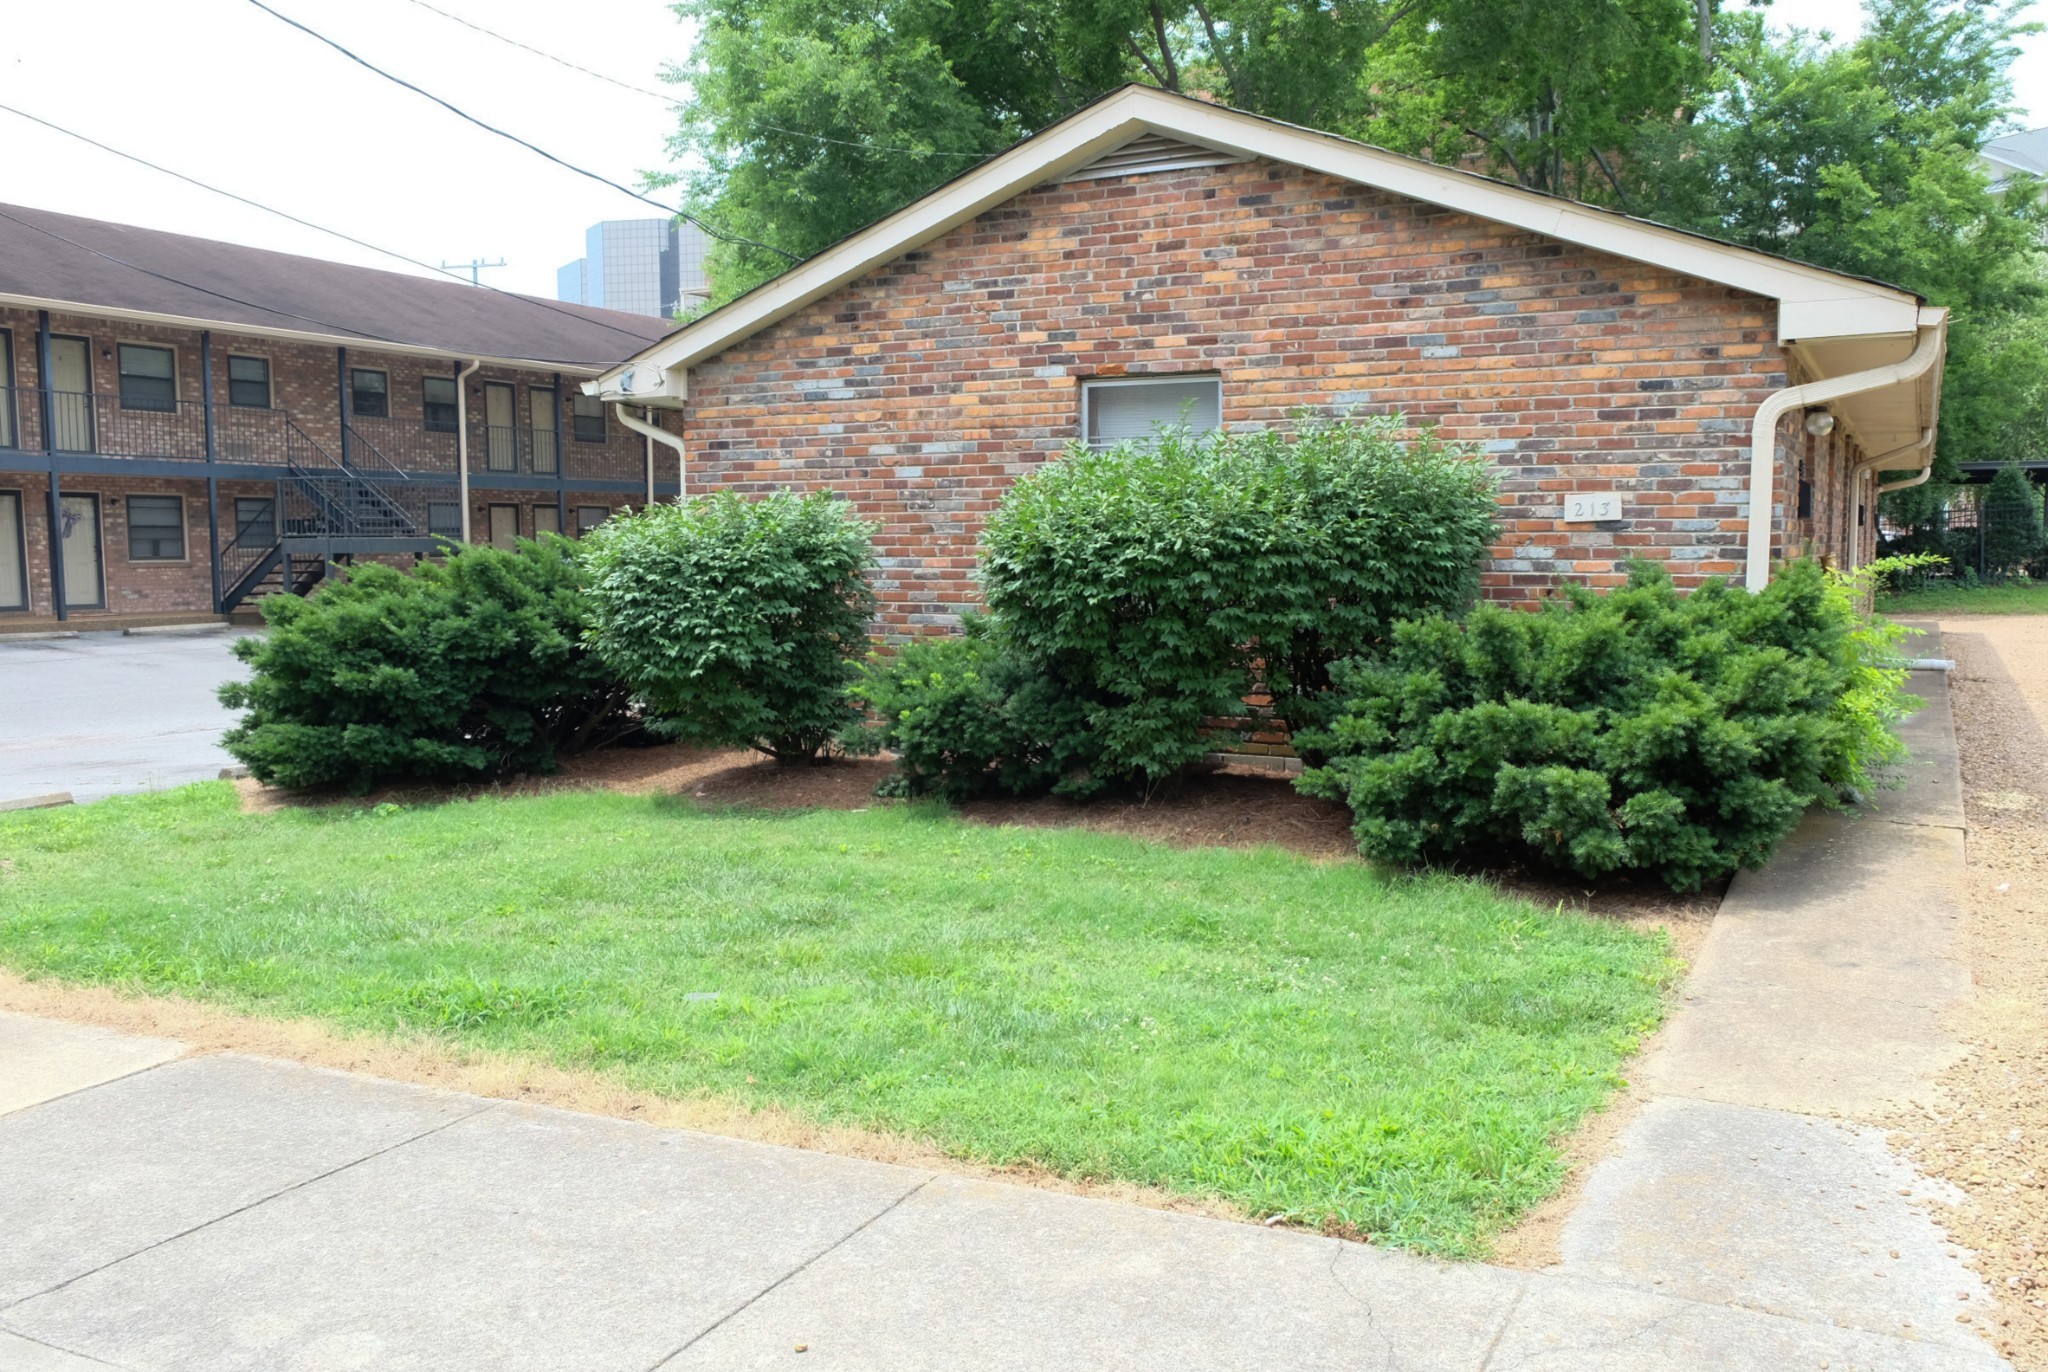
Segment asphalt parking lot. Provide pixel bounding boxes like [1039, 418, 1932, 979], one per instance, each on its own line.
[0, 630, 256, 805]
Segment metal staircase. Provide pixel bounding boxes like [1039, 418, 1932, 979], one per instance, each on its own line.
[215, 421, 456, 614]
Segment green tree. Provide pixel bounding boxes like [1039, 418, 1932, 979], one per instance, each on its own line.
[1626, 0, 2048, 482]
[1982, 461, 2046, 577]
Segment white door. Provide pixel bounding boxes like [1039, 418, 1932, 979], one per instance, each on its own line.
[60, 492, 102, 608]
[484, 382, 516, 471]
[49, 337, 93, 452]
[0, 490, 25, 610]
[528, 388, 558, 473]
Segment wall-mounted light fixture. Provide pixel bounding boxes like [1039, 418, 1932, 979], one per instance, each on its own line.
[1803, 408, 1836, 437]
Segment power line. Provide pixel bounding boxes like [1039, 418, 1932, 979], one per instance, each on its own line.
[401, 0, 990, 161]
[245, 0, 800, 262]
[0, 100, 663, 347]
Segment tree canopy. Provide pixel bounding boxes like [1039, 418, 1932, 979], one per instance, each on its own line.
[659, 0, 2048, 486]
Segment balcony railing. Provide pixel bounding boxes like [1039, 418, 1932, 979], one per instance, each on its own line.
[0, 386, 668, 489]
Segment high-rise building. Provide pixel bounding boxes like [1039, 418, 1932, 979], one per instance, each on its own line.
[555, 219, 711, 319]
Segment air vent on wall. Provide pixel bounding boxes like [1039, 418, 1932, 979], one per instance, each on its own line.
[1060, 132, 1246, 182]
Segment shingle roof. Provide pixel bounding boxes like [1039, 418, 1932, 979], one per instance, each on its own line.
[0, 202, 673, 369]
[1982, 127, 2048, 179]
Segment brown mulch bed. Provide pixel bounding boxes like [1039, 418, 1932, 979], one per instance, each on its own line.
[237, 742, 1719, 945]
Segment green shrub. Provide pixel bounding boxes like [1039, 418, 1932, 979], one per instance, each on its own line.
[219, 538, 634, 792]
[979, 415, 1498, 795]
[582, 491, 877, 761]
[1296, 560, 1919, 892]
[847, 615, 1095, 800]
[1983, 462, 2046, 581]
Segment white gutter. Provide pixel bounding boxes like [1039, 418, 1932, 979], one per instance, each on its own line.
[614, 404, 685, 503]
[454, 359, 480, 543]
[1879, 466, 1936, 495]
[1744, 325, 1945, 590]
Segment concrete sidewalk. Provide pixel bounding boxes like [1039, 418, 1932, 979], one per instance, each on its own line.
[0, 636, 2010, 1371]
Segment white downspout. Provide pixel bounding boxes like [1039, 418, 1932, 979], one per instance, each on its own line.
[614, 404, 685, 503]
[1843, 428, 1935, 573]
[1744, 325, 1944, 590]
[454, 359, 481, 543]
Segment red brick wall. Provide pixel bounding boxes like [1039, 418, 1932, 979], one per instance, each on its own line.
[679, 157, 1832, 635]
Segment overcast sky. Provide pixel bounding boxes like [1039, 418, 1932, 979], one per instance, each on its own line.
[1, 0, 2042, 303]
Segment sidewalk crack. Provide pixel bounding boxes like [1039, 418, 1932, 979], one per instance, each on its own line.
[0, 1102, 495, 1312]
[645, 1174, 936, 1370]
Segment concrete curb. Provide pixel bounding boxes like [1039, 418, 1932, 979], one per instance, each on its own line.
[121, 622, 231, 638]
[0, 631, 79, 643]
[0, 792, 74, 812]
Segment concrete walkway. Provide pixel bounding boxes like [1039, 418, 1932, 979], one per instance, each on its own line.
[1553, 633, 2001, 1356]
[0, 635, 2010, 1371]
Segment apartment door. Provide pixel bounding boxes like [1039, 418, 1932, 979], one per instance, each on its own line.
[528, 388, 558, 473]
[0, 333, 15, 449]
[487, 503, 519, 550]
[49, 336, 94, 452]
[484, 382, 516, 471]
[59, 492, 103, 609]
[0, 490, 25, 610]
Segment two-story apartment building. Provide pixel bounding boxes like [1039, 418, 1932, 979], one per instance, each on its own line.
[0, 204, 679, 626]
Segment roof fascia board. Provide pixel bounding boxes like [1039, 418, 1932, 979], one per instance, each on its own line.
[0, 291, 608, 374]
[594, 87, 1927, 399]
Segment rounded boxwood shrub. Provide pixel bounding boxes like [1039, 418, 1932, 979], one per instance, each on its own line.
[582, 490, 877, 761]
[976, 415, 1498, 794]
[219, 538, 635, 792]
[1294, 559, 1920, 892]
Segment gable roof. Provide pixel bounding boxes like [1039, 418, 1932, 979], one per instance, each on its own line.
[0, 202, 673, 371]
[589, 83, 1927, 406]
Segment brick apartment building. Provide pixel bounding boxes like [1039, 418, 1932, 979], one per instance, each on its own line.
[586, 86, 1947, 637]
[0, 206, 680, 625]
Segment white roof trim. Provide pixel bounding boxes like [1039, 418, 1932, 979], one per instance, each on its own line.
[590, 85, 1924, 404]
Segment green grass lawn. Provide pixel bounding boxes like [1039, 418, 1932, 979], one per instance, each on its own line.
[0, 782, 1673, 1257]
[1877, 581, 2048, 615]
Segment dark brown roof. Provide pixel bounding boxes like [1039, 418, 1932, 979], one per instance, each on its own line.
[0, 202, 673, 368]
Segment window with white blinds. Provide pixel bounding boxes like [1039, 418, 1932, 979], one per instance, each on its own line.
[1081, 375, 1222, 448]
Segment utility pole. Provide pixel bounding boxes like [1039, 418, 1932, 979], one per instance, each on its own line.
[440, 257, 507, 286]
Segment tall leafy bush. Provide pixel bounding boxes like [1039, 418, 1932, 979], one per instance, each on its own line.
[582, 491, 877, 761]
[219, 539, 634, 792]
[1296, 560, 1919, 892]
[977, 415, 1497, 793]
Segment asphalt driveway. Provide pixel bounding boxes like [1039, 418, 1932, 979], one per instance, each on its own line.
[0, 630, 255, 805]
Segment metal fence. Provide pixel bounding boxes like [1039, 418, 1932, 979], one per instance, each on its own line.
[1880, 481, 2048, 581]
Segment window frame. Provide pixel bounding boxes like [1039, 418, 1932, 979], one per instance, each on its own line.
[1078, 373, 1223, 450]
[226, 354, 272, 409]
[575, 504, 609, 536]
[426, 500, 462, 540]
[421, 375, 459, 433]
[349, 367, 391, 420]
[487, 502, 521, 550]
[0, 329, 17, 449]
[116, 343, 179, 414]
[232, 496, 276, 545]
[533, 504, 562, 537]
[125, 493, 187, 563]
[0, 487, 26, 611]
[571, 394, 607, 444]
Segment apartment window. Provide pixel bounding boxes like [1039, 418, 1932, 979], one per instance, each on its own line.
[572, 394, 607, 443]
[118, 345, 177, 413]
[533, 504, 562, 536]
[487, 504, 520, 550]
[233, 497, 275, 544]
[422, 376, 458, 433]
[350, 368, 389, 419]
[576, 505, 609, 535]
[1081, 375, 1221, 449]
[126, 494, 186, 561]
[227, 355, 271, 408]
[0, 490, 25, 610]
[427, 501, 462, 539]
